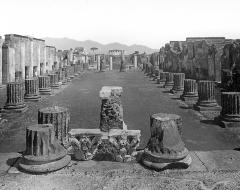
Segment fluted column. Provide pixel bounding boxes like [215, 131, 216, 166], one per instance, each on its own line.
[2, 81, 28, 112]
[38, 75, 51, 95]
[24, 77, 40, 101]
[157, 71, 167, 87]
[171, 73, 185, 94]
[164, 72, 174, 89]
[134, 54, 138, 68]
[180, 79, 198, 102]
[49, 73, 60, 89]
[194, 80, 221, 111]
[109, 56, 113, 70]
[38, 106, 70, 145]
[219, 92, 240, 128]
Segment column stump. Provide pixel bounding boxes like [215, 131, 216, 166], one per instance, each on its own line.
[219, 92, 240, 128]
[141, 113, 191, 170]
[73, 64, 79, 76]
[170, 73, 185, 94]
[19, 124, 70, 173]
[49, 73, 60, 89]
[38, 106, 70, 145]
[99, 86, 124, 132]
[194, 80, 221, 111]
[61, 67, 68, 85]
[56, 69, 64, 85]
[1, 81, 28, 113]
[164, 72, 174, 89]
[24, 78, 41, 101]
[39, 75, 52, 95]
[157, 72, 167, 87]
[69, 66, 75, 79]
[180, 79, 198, 102]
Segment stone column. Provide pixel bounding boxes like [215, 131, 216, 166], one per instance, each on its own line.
[134, 54, 138, 69]
[29, 39, 34, 78]
[19, 124, 71, 173]
[171, 73, 185, 94]
[38, 75, 51, 95]
[56, 69, 64, 84]
[61, 67, 68, 84]
[24, 77, 40, 101]
[73, 64, 78, 76]
[194, 80, 221, 111]
[109, 56, 113, 70]
[38, 106, 70, 145]
[8, 45, 16, 82]
[1, 81, 28, 113]
[141, 113, 191, 170]
[69, 65, 74, 79]
[119, 51, 127, 72]
[20, 39, 25, 81]
[49, 73, 60, 89]
[37, 44, 41, 76]
[100, 57, 106, 72]
[43, 46, 47, 74]
[99, 86, 124, 132]
[157, 72, 167, 87]
[219, 92, 240, 128]
[97, 55, 101, 71]
[0, 38, 4, 87]
[180, 79, 198, 102]
[164, 72, 174, 89]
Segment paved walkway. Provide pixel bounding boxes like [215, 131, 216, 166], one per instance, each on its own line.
[0, 70, 240, 153]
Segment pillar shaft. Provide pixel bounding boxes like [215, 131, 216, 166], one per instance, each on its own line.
[0, 38, 4, 86]
[172, 73, 185, 92]
[38, 75, 51, 95]
[183, 79, 198, 96]
[49, 73, 59, 88]
[164, 72, 174, 88]
[109, 56, 113, 70]
[25, 78, 40, 100]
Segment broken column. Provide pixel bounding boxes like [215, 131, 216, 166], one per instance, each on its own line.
[99, 86, 124, 131]
[0, 38, 4, 88]
[171, 73, 185, 94]
[1, 81, 28, 113]
[19, 124, 71, 173]
[38, 106, 70, 145]
[157, 72, 167, 87]
[56, 69, 64, 85]
[180, 79, 198, 102]
[134, 54, 138, 69]
[141, 113, 191, 170]
[49, 73, 60, 89]
[119, 51, 127, 72]
[69, 65, 75, 79]
[164, 72, 174, 89]
[61, 67, 68, 84]
[219, 92, 240, 128]
[24, 77, 41, 101]
[97, 55, 101, 71]
[100, 56, 106, 72]
[109, 56, 113, 70]
[38, 75, 51, 95]
[194, 80, 221, 111]
[73, 64, 78, 76]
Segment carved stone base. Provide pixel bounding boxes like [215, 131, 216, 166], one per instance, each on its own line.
[180, 94, 198, 102]
[1, 103, 28, 113]
[142, 154, 192, 170]
[19, 155, 71, 173]
[39, 88, 52, 95]
[24, 94, 41, 101]
[170, 89, 183, 95]
[164, 83, 174, 89]
[51, 84, 60, 89]
[194, 103, 221, 111]
[215, 116, 240, 128]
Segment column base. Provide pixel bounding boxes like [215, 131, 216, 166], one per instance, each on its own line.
[1, 103, 28, 113]
[18, 155, 70, 174]
[164, 83, 174, 89]
[24, 94, 41, 101]
[67, 78, 72, 82]
[180, 94, 198, 102]
[70, 75, 74, 79]
[170, 89, 184, 95]
[215, 116, 240, 128]
[142, 153, 192, 170]
[51, 84, 60, 89]
[194, 103, 221, 111]
[39, 88, 52, 95]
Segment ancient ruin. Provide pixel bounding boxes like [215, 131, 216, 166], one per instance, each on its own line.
[180, 79, 198, 102]
[24, 77, 40, 101]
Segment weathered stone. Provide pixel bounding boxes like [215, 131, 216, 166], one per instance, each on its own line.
[219, 92, 240, 128]
[164, 72, 174, 89]
[19, 124, 70, 173]
[69, 129, 103, 161]
[171, 73, 185, 94]
[38, 106, 70, 145]
[194, 80, 221, 111]
[157, 72, 167, 87]
[99, 86, 124, 132]
[61, 67, 69, 84]
[180, 79, 198, 102]
[49, 73, 60, 89]
[1, 81, 28, 113]
[24, 77, 40, 101]
[141, 113, 191, 170]
[120, 51, 127, 72]
[38, 75, 52, 95]
[100, 56, 106, 72]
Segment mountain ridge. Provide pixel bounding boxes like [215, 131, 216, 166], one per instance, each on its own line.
[43, 37, 158, 54]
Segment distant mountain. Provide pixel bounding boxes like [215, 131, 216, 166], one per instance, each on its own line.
[43, 37, 158, 54]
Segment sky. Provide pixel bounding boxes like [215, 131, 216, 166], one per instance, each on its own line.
[0, 0, 240, 49]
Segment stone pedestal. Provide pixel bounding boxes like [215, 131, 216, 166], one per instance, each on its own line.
[19, 124, 70, 173]
[99, 86, 124, 132]
[180, 79, 198, 102]
[49, 73, 60, 89]
[38, 75, 52, 95]
[1, 81, 28, 113]
[164, 72, 174, 89]
[38, 106, 70, 145]
[141, 113, 191, 170]
[24, 78, 40, 101]
[194, 80, 221, 111]
[219, 92, 240, 128]
[170, 73, 185, 94]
